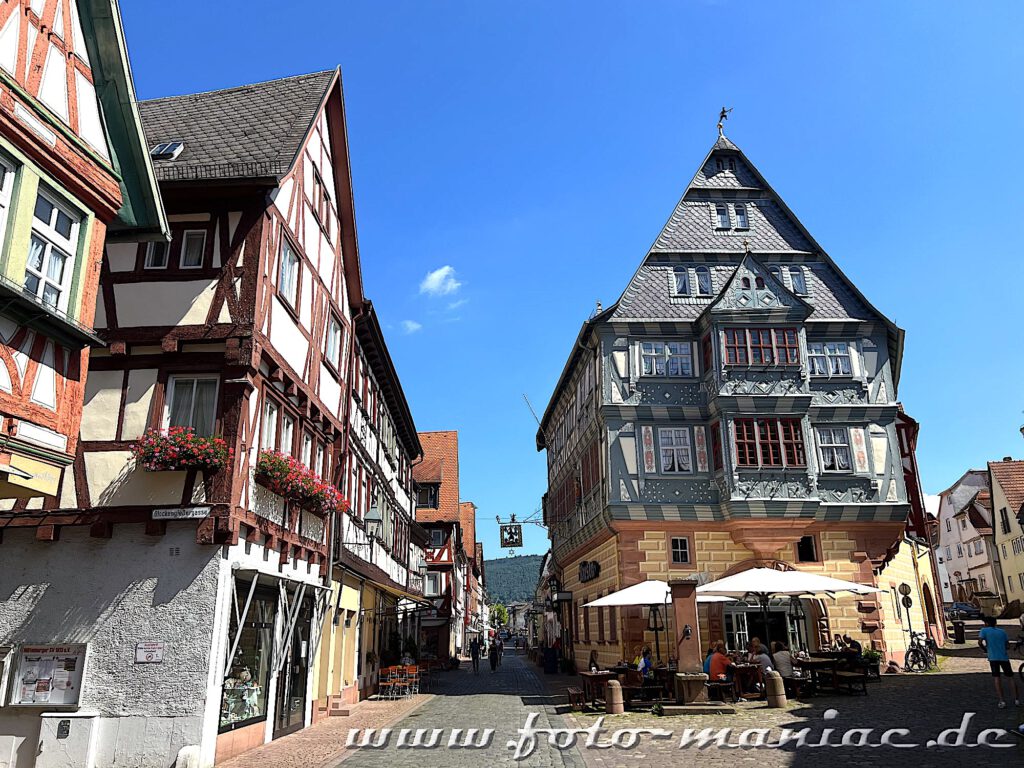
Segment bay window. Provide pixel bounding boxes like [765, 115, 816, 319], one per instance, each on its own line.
[640, 341, 693, 377]
[816, 427, 852, 472]
[25, 189, 80, 312]
[722, 327, 800, 366]
[734, 418, 806, 469]
[658, 427, 692, 474]
[807, 342, 852, 377]
[166, 375, 219, 436]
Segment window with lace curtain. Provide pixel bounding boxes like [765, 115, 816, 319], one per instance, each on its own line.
[816, 427, 852, 472]
[25, 188, 80, 312]
[165, 375, 219, 437]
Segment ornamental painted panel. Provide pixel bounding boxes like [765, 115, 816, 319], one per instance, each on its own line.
[850, 428, 869, 473]
[641, 426, 656, 474]
[694, 425, 709, 472]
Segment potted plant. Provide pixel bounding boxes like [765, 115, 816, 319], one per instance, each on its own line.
[862, 648, 883, 678]
[132, 427, 232, 472]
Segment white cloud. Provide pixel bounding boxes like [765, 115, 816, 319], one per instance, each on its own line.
[924, 493, 940, 518]
[447, 298, 469, 311]
[401, 320, 422, 334]
[419, 265, 461, 297]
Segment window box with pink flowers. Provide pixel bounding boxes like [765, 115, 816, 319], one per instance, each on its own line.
[254, 449, 347, 516]
[132, 427, 233, 472]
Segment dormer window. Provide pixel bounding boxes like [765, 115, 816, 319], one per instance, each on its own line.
[715, 158, 723, 171]
[789, 266, 807, 295]
[741, 277, 751, 289]
[150, 141, 184, 161]
[695, 266, 712, 296]
[734, 203, 749, 229]
[755, 276, 765, 289]
[768, 266, 781, 284]
[672, 267, 690, 296]
[727, 158, 736, 171]
[715, 203, 730, 229]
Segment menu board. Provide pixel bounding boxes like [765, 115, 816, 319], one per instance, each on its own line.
[11, 644, 87, 706]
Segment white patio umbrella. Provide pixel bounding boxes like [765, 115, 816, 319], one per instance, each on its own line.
[584, 580, 737, 660]
[696, 568, 882, 647]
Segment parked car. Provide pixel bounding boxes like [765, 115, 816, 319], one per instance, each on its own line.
[944, 602, 982, 620]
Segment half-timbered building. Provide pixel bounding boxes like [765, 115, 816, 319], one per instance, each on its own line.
[0, 68, 424, 767]
[0, 0, 165, 503]
[537, 130, 944, 671]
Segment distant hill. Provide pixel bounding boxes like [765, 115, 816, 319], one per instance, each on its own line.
[484, 554, 544, 604]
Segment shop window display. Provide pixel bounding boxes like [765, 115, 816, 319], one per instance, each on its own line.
[220, 589, 277, 730]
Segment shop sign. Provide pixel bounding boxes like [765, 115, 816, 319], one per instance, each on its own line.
[578, 561, 601, 582]
[11, 644, 87, 706]
[8, 454, 62, 496]
[152, 506, 211, 520]
[135, 642, 165, 663]
[499, 524, 523, 548]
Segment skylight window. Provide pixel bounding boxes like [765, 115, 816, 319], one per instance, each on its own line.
[150, 141, 184, 161]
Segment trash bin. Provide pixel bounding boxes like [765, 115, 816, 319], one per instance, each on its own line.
[952, 620, 965, 644]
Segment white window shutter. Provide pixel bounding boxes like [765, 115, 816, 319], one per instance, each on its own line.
[848, 343, 861, 377]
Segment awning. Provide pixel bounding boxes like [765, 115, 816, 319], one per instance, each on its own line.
[0, 463, 33, 480]
[584, 579, 738, 608]
[696, 568, 883, 599]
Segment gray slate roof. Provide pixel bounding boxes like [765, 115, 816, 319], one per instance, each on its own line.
[653, 199, 814, 252]
[139, 70, 336, 182]
[615, 261, 874, 321]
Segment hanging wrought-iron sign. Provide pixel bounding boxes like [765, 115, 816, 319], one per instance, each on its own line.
[578, 561, 601, 582]
[499, 524, 523, 549]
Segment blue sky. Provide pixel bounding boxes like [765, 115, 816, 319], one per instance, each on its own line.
[121, 2, 1024, 556]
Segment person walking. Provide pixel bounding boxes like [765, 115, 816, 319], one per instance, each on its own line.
[470, 637, 481, 675]
[978, 615, 1021, 708]
[488, 639, 499, 673]
[497, 637, 504, 666]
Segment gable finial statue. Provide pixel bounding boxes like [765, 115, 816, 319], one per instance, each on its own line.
[718, 106, 733, 137]
[742, 238, 750, 254]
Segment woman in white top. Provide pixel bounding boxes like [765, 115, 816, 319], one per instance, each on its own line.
[771, 641, 795, 677]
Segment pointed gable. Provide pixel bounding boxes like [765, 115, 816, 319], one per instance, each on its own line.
[704, 253, 811, 317]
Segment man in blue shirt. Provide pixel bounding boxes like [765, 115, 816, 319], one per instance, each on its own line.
[978, 615, 1020, 708]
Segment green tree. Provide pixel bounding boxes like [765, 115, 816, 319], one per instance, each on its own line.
[490, 602, 509, 627]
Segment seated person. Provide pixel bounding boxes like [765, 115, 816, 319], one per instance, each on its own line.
[708, 641, 733, 682]
[588, 650, 600, 672]
[703, 644, 715, 675]
[842, 634, 863, 656]
[637, 647, 654, 678]
[771, 641, 795, 677]
[750, 642, 774, 675]
[832, 633, 847, 652]
[746, 637, 762, 663]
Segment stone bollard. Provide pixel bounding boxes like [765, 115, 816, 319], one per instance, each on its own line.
[765, 670, 787, 708]
[605, 679, 625, 714]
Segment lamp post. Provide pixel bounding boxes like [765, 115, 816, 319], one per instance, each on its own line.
[364, 503, 383, 540]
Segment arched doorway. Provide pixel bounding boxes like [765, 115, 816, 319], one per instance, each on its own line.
[922, 583, 937, 626]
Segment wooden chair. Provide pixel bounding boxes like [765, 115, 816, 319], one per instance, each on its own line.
[378, 667, 396, 700]
[405, 665, 420, 696]
[834, 669, 868, 695]
[566, 686, 585, 711]
[705, 679, 738, 703]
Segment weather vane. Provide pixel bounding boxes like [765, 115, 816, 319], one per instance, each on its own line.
[718, 106, 733, 137]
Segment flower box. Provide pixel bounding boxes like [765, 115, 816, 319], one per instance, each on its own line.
[132, 428, 232, 472]
[254, 449, 348, 516]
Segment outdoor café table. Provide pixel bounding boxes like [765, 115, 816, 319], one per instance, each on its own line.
[731, 663, 762, 697]
[578, 670, 616, 706]
[795, 657, 839, 691]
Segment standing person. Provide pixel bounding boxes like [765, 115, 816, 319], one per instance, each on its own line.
[488, 640, 499, 673]
[497, 637, 504, 666]
[979, 616, 1021, 708]
[470, 637, 481, 675]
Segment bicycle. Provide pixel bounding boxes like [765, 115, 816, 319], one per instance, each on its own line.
[904, 631, 937, 672]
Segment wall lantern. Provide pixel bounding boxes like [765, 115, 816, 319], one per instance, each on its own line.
[364, 503, 383, 539]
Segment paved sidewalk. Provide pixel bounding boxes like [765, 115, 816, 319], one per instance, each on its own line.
[218, 693, 432, 768]
[333, 649, 586, 768]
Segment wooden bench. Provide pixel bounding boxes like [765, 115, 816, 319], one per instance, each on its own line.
[566, 686, 586, 711]
[835, 670, 868, 695]
[782, 676, 811, 699]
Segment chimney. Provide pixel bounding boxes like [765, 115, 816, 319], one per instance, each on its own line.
[1004, 457, 1013, 462]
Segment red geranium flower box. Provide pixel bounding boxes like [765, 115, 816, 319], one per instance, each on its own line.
[254, 449, 348, 516]
[132, 427, 232, 472]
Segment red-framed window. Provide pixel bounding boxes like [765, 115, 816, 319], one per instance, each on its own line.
[722, 328, 800, 366]
[734, 419, 759, 467]
[734, 418, 806, 469]
[710, 421, 723, 471]
[749, 328, 775, 365]
[774, 328, 800, 364]
[724, 329, 748, 365]
[758, 419, 783, 466]
[780, 419, 806, 467]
